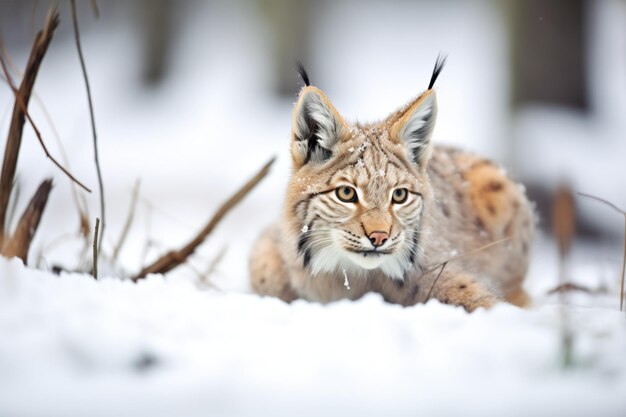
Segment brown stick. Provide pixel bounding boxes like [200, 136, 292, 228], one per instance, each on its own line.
[71, 0, 105, 252]
[133, 157, 275, 280]
[2, 179, 53, 263]
[0, 10, 59, 247]
[0, 55, 92, 194]
[0, 39, 88, 227]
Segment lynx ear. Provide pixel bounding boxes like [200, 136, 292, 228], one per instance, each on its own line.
[390, 90, 437, 169]
[291, 86, 347, 168]
[390, 55, 445, 170]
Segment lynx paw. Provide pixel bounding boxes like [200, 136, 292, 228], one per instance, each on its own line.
[430, 271, 500, 312]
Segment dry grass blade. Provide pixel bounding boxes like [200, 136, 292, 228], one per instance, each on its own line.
[93, 217, 100, 279]
[0, 9, 62, 247]
[112, 179, 141, 264]
[578, 191, 626, 312]
[552, 184, 575, 368]
[79, 210, 91, 240]
[2, 179, 53, 263]
[133, 157, 275, 280]
[578, 192, 626, 216]
[71, 0, 105, 252]
[195, 245, 228, 289]
[419, 237, 511, 279]
[553, 186, 575, 260]
[419, 237, 510, 303]
[424, 261, 448, 303]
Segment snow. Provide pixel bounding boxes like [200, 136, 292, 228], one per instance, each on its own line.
[1, 251, 626, 417]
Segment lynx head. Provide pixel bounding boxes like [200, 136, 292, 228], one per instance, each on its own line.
[286, 58, 445, 280]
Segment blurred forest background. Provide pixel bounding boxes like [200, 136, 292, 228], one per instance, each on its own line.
[0, 0, 624, 287]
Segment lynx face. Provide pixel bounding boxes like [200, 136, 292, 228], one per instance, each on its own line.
[286, 74, 441, 280]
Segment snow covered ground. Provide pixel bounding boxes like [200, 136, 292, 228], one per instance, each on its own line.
[1, 1, 626, 415]
[1, 239, 626, 417]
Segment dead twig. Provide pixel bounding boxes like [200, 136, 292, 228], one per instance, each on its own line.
[0, 9, 62, 247]
[133, 157, 275, 280]
[578, 192, 626, 312]
[2, 179, 53, 263]
[0, 41, 89, 233]
[0, 53, 92, 194]
[93, 217, 100, 279]
[0, 60, 91, 194]
[71, 0, 105, 253]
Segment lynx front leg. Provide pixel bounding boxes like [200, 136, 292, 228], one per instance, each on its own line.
[249, 227, 298, 303]
[426, 268, 500, 312]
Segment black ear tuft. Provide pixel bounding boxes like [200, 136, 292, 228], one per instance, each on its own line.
[428, 54, 447, 90]
[296, 61, 311, 87]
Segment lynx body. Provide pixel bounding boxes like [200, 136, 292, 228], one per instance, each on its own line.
[249, 61, 534, 311]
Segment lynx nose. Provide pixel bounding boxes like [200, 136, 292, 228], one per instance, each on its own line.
[368, 231, 389, 248]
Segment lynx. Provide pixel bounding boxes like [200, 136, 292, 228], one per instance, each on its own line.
[249, 58, 534, 312]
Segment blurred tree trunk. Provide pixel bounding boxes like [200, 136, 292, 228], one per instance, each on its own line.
[259, 0, 313, 97]
[138, 0, 174, 86]
[507, 0, 599, 237]
[510, 0, 588, 110]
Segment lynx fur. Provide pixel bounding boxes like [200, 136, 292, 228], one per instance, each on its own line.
[249, 59, 534, 312]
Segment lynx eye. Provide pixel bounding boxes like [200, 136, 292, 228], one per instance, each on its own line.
[392, 188, 408, 204]
[336, 186, 358, 203]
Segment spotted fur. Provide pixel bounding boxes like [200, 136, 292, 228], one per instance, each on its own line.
[249, 61, 534, 312]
